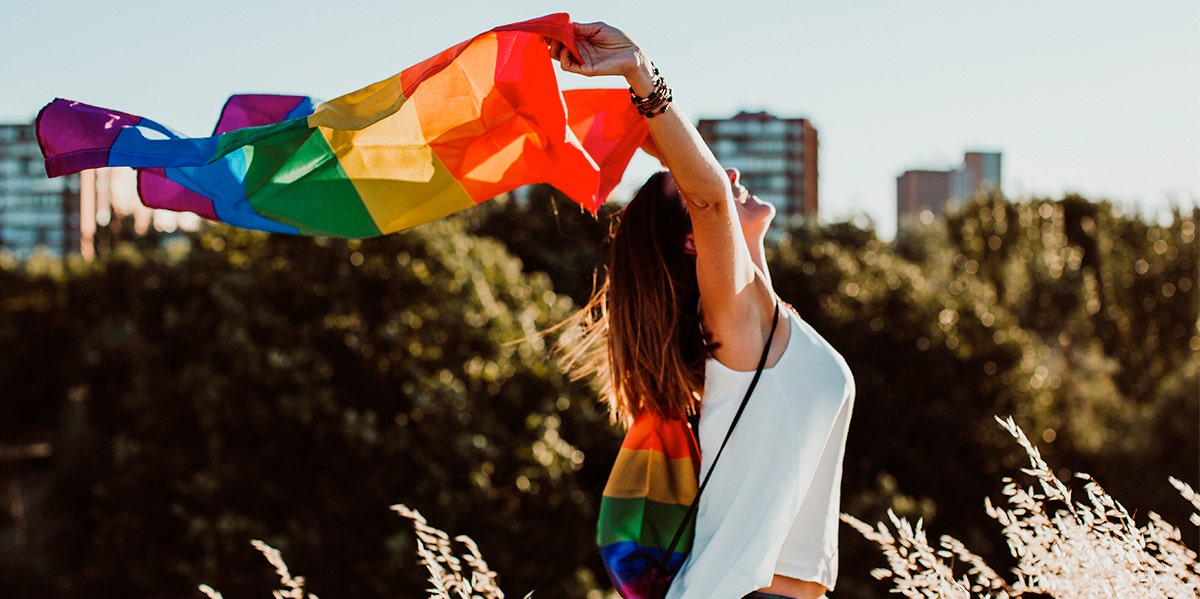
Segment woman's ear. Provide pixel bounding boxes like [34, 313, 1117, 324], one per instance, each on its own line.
[683, 232, 697, 256]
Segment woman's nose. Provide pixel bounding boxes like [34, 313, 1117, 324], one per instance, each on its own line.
[725, 168, 741, 184]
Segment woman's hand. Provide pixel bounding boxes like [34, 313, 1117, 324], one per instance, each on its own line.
[548, 22, 651, 84]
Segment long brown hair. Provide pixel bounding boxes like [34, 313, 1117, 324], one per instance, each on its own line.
[557, 172, 709, 427]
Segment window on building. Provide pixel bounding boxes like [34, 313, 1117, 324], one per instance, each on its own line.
[714, 121, 744, 136]
[750, 139, 787, 154]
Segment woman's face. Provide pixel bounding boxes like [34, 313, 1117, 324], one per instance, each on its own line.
[665, 168, 776, 249]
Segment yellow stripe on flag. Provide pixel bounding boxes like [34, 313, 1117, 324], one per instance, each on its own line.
[308, 74, 409, 131]
[319, 98, 476, 234]
[602, 448, 698, 506]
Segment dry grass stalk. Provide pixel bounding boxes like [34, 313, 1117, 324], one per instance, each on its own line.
[843, 416, 1200, 598]
[197, 539, 318, 599]
[1172, 478, 1200, 527]
[249, 539, 319, 599]
[392, 503, 531, 599]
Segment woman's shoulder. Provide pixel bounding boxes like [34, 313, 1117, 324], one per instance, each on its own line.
[704, 304, 800, 373]
[701, 281, 788, 371]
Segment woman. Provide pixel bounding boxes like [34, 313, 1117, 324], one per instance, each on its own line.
[550, 22, 855, 599]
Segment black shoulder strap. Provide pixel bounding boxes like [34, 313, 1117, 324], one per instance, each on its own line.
[659, 300, 781, 570]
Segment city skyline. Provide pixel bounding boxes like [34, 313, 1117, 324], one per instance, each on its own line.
[3, 0, 1197, 238]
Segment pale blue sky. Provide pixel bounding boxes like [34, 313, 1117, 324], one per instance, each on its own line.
[4, 0, 1197, 237]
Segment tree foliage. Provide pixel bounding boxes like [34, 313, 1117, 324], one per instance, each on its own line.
[787, 197, 1198, 595]
[2, 220, 615, 597]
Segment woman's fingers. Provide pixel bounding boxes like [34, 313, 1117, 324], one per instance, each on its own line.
[573, 21, 606, 39]
[548, 37, 584, 72]
[549, 21, 637, 77]
[559, 45, 584, 73]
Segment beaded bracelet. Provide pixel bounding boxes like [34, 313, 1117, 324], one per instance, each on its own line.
[630, 63, 673, 118]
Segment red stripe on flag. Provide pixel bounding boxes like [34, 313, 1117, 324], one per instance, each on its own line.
[621, 412, 700, 462]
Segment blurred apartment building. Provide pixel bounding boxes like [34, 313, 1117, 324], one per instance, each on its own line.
[697, 111, 819, 221]
[0, 123, 82, 258]
[0, 121, 178, 261]
[897, 151, 1002, 221]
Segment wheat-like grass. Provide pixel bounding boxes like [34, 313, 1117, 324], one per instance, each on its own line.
[197, 413, 1197, 598]
[199, 505, 529, 599]
[1171, 477, 1200, 528]
[842, 416, 1200, 598]
[198, 539, 318, 599]
[841, 509, 974, 598]
[390, 503, 530, 599]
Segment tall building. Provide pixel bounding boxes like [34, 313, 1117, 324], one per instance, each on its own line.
[0, 121, 189, 261]
[896, 170, 953, 218]
[897, 151, 1002, 220]
[956, 151, 1002, 200]
[697, 111, 818, 220]
[0, 123, 82, 258]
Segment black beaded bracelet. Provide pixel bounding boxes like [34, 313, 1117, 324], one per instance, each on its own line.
[630, 64, 672, 118]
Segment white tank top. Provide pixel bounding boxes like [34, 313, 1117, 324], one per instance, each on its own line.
[665, 309, 855, 599]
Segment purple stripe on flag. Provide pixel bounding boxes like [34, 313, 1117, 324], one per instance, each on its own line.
[37, 99, 144, 177]
[139, 168, 219, 220]
[214, 95, 314, 134]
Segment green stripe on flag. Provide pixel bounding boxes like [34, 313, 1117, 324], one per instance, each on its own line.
[597, 496, 694, 550]
[241, 125, 381, 238]
[214, 117, 310, 159]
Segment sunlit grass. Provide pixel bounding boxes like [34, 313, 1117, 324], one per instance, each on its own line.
[843, 416, 1200, 598]
[199, 414, 1197, 598]
[199, 504, 530, 599]
[197, 539, 318, 599]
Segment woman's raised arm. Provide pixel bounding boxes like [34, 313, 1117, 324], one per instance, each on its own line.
[550, 22, 778, 366]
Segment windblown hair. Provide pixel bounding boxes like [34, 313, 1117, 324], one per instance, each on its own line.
[557, 172, 709, 427]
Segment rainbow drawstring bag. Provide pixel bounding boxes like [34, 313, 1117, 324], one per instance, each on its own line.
[596, 411, 700, 599]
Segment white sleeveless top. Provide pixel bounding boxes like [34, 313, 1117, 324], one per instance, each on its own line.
[665, 309, 855, 599]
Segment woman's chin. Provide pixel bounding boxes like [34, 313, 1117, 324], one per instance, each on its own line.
[758, 203, 778, 226]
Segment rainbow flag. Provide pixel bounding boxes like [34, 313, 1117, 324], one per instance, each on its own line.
[597, 411, 700, 598]
[36, 14, 653, 238]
